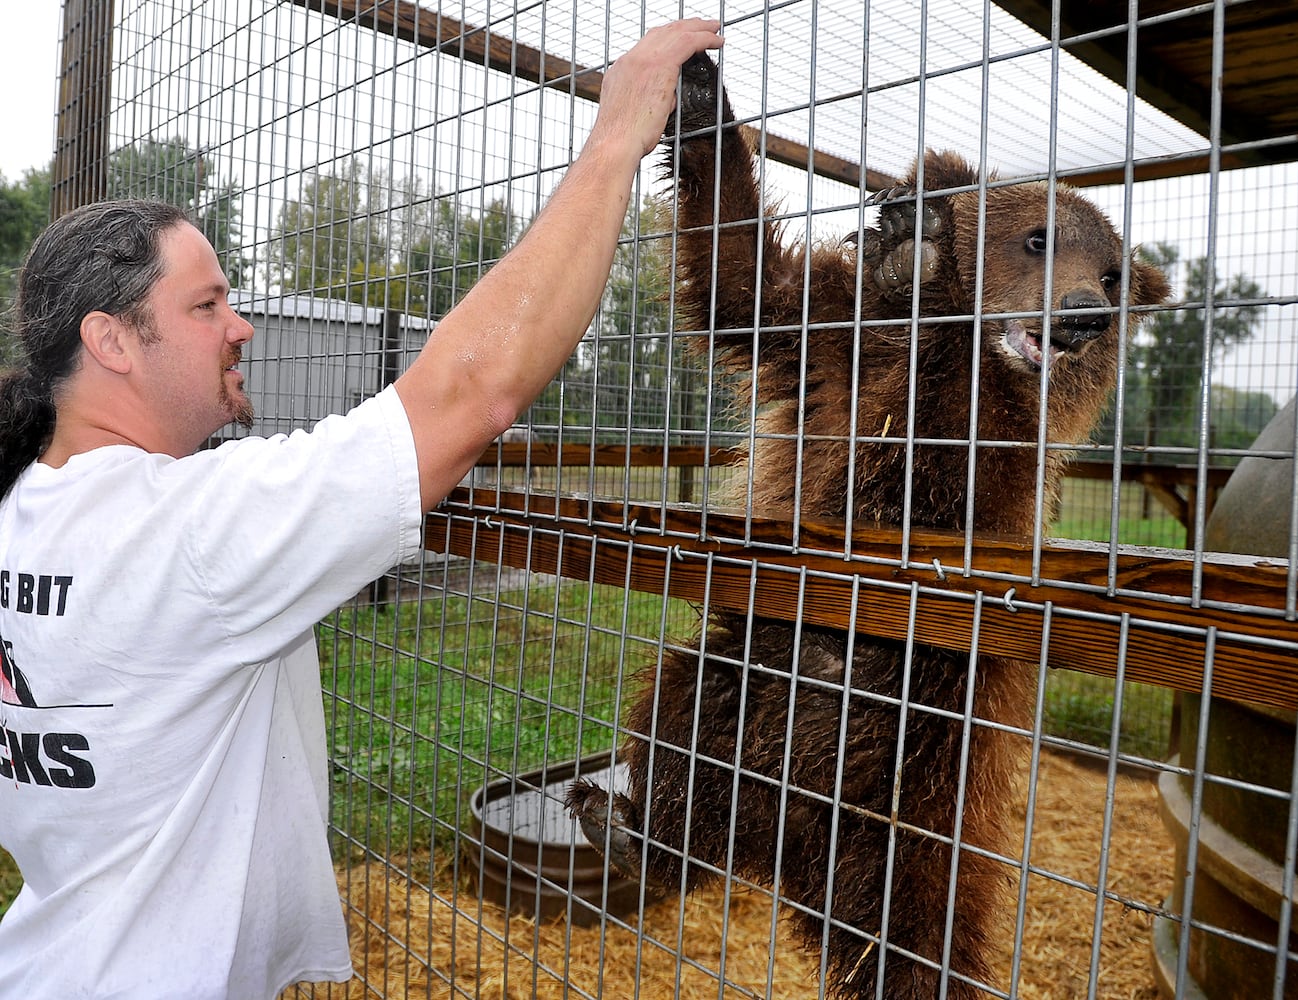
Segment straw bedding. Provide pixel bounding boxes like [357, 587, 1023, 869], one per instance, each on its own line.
[291, 751, 1171, 1000]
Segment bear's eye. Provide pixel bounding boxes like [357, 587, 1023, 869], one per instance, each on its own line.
[1025, 230, 1049, 254]
[1101, 271, 1121, 292]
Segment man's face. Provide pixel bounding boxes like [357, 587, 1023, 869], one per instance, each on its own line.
[133, 222, 255, 455]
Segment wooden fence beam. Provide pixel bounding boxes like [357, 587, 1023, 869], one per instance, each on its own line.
[426, 488, 1297, 712]
[473, 444, 1227, 532]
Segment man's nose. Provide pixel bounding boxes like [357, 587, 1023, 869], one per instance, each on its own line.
[229, 310, 255, 345]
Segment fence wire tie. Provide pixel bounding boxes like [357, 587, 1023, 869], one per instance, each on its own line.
[481, 515, 496, 530]
[932, 557, 946, 581]
[671, 543, 686, 562]
[1003, 586, 1019, 613]
[626, 517, 639, 536]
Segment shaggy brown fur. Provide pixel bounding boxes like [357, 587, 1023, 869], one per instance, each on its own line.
[568, 54, 1169, 1000]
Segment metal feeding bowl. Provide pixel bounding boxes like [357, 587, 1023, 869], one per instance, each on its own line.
[464, 751, 643, 925]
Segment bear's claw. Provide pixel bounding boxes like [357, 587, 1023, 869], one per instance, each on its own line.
[853, 184, 946, 298]
[565, 779, 647, 883]
[873, 237, 939, 294]
[865, 185, 945, 241]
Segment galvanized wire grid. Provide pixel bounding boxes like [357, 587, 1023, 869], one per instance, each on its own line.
[82, 1, 1298, 998]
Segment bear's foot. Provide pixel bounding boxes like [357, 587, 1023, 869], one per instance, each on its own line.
[665, 52, 734, 139]
[868, 185, 946, 242]
[854, 184, 946, 298]
[565, 778, 648, 883]
[870, 236, 938, 295]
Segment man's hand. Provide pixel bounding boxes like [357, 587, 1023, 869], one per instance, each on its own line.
[590, 19, 724, 163]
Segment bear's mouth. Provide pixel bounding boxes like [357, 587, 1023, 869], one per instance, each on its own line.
[1003, 319, 1066, 371]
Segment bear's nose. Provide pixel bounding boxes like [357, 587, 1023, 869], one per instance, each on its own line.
[1054, 290, 1111, 347]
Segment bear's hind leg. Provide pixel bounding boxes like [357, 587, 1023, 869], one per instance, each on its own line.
[569, 638, 782, 897]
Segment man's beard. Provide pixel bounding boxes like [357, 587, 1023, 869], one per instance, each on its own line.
[221, 348, 255, 430]
[135, 311, 256, 433]
[231, 394, 255, 430]
[221, 379, 255, 430]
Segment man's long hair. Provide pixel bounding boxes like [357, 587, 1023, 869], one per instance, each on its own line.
[0, 199, 189, 500]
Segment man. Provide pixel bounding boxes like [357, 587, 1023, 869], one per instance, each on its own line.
[0, 19, 723, 999]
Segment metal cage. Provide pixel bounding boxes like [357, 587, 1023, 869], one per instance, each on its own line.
[30, 1, 1298, 998]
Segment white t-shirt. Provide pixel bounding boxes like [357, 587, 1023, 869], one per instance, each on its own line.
[0, 387, 424, 999]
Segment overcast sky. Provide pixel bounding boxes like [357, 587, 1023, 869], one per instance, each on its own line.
[1, 5, 62, 181]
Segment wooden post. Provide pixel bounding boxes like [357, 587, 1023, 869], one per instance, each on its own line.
[382, 308, 402, 389]
[366, 306, 405, 607]
[677, 365, 697, 504]
[52, 0, 114, 218]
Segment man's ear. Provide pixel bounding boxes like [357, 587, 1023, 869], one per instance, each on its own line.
[79, 311, 134, 375]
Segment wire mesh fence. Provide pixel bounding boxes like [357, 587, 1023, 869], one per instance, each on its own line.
[17, 0, 1298, 998]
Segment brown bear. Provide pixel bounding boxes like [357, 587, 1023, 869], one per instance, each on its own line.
[567, 53, 1169, 999]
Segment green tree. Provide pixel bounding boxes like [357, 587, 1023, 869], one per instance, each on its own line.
[415, 194, 519, 317]
[267, 160, 387, 301]
[1209, 384, 1279, 453]
[1104, 244, 1267, 459]
[268, 158, 520, 319]
[1, 140, 246, 364]
[107, 137, 248, 286]
[529, 197, 668, 438]
[0, 165, 53, 364]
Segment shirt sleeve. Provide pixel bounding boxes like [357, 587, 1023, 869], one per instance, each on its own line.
[174, 385, 424, 657]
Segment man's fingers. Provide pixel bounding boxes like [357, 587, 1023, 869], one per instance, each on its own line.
[593, 19, 725, 159]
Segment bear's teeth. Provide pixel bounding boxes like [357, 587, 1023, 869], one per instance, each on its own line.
[1003, 320, 1070, 373]
[1004, 322, 1045, 368]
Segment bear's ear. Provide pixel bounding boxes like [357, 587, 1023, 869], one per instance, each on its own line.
[1128, 252, 1172, 308]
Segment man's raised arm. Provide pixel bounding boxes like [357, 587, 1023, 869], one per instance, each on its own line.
[394, 18, 724, 511]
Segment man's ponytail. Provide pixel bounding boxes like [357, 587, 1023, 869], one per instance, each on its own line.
[0, 369, 58, 498]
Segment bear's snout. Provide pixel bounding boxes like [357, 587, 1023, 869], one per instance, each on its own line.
[1053, 289, 1112, 348]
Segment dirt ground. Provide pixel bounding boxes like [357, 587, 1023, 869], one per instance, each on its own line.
[292, 750, 1173, 1000]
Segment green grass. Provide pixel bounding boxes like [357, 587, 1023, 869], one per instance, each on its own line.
[1042, 670, 1174, 761]
[1052, 513, 1187, 549]
[1053, 479, 1190, 549]
[316, 559, 1174, 865]
[1044, 478, 1179, 759]
[318, 576, 695, 860]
